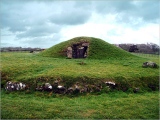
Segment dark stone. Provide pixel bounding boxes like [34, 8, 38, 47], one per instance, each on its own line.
[142, 62, 148, 68]
[105, 81, 116, 89]
[148, 84, 157, 91]
[35, 85, 43, 91]
[80, 87, 88, 93]
[133, 88, 140, 93]
[43, 83, 52, 91]
[56, 85, 66, 94]
[142, 61, 158, 68]
[5, 81, 27, 91]
[67, 87, 74, 94]
[73, 85, 80, 94]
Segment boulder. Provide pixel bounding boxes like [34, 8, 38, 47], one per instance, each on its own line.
[56, 85, 66, 94]
[35, 83, 52, 91]
[133, 88, 140, 93]
[44, 83, 52, 91]
[73, 85, 80, 94]
[35, 85, 43, 91]
[105, 81, 116, 89]
[142, 61, 158, 68]
[67, 87, 74, 94]
[5, 81, 27, 91]
[80, 87, 88, 93]
[67, 47, 72, 58]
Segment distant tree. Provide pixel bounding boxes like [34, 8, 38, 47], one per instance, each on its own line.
[116, 43, 159, 54]
[149, 43, 159, 54]
[136, 44, 153, 54]
[129, 45, 138, 52]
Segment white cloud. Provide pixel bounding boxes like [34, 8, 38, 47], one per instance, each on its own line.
[60, 13, 159, 46]
[107, 23, 159, 45]
[0, 0, 159, 48]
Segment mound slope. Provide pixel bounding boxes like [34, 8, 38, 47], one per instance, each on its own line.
[39, 36, 135, 59]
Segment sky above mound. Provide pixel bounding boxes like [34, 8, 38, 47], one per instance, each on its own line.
[1, 0, 159, 48]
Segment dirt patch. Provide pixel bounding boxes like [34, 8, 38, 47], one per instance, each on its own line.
[82, 109, 96, 117]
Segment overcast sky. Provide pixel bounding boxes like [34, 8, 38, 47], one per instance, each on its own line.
[1, 0, 159, 48]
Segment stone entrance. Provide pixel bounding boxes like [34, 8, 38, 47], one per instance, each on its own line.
[67, 42, 89, 59]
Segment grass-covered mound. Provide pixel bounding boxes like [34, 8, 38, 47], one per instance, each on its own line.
[39, 36, 134, 59]
[1, 52, 159, 93]
[1, 52, 159, 119]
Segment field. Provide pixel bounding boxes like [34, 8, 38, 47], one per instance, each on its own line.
[1, 52, 159, 90]
[1, 90, 159, 119]
[1, 51, 159, 119]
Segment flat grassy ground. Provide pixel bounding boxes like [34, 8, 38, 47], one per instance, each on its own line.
[1, 90, 159, 119]
[1, 52, 159, 89]
[1, 52, 159, 119]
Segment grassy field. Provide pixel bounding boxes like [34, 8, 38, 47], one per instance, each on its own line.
[1, 52, 159, 90]
[1, 51, 159, 119]
[1, 90, 159, 119]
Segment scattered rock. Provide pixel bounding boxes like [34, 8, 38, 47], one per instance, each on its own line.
[73, 85, 80, 94]
[67, 87, 74, 94]
[5, 81, 27, 91]
[142, 61, 158, 68]
[4, 79, 157, 94]
[105, 81, 116, 89]
[44, 83, 52, 91]
[133, 88, 140, 93]
[89, 85, 101, 92]
[35, 85, 43, 91]
[56, 85, 66, 94]
[80, 87, 88, 93]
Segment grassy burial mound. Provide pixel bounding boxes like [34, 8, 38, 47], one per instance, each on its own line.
[39, 36, 134, 59]
[1, 37, 159, 119]
[1, 37, 159, 94]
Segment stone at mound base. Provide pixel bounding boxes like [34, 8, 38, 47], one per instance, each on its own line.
[39, 36, 134, 59]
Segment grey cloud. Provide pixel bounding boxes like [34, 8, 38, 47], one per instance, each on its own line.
[1, 0, 159, 33]
[17, 23, 60, 38]
[49, 10, 90, 25]
[135, 1, 159, 23]
[1, 0, 53, 31]
[93, 1, 134, 13]
[20, 33, 61, 48]
[1, 3, 27, 32]
[1, 0, 159, 48]
[49, 1, 92, 25]
[1, 42, 15, 47]
[1, 0, 92, 37]
[1, 3, 31, 33]
[93, 1, 159, 24]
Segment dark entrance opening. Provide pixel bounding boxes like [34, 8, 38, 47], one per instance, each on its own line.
[68, 42, 89, 59]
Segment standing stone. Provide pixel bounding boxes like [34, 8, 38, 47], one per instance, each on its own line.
[67, 47, 72, 58]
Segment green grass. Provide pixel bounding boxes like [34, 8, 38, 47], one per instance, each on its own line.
[1, 48, 159, 119]
[39, 36, 134, 59]
[1, 52, 159, 90]
[1, 90, 159, 119]
[2, 37, 159, 90]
